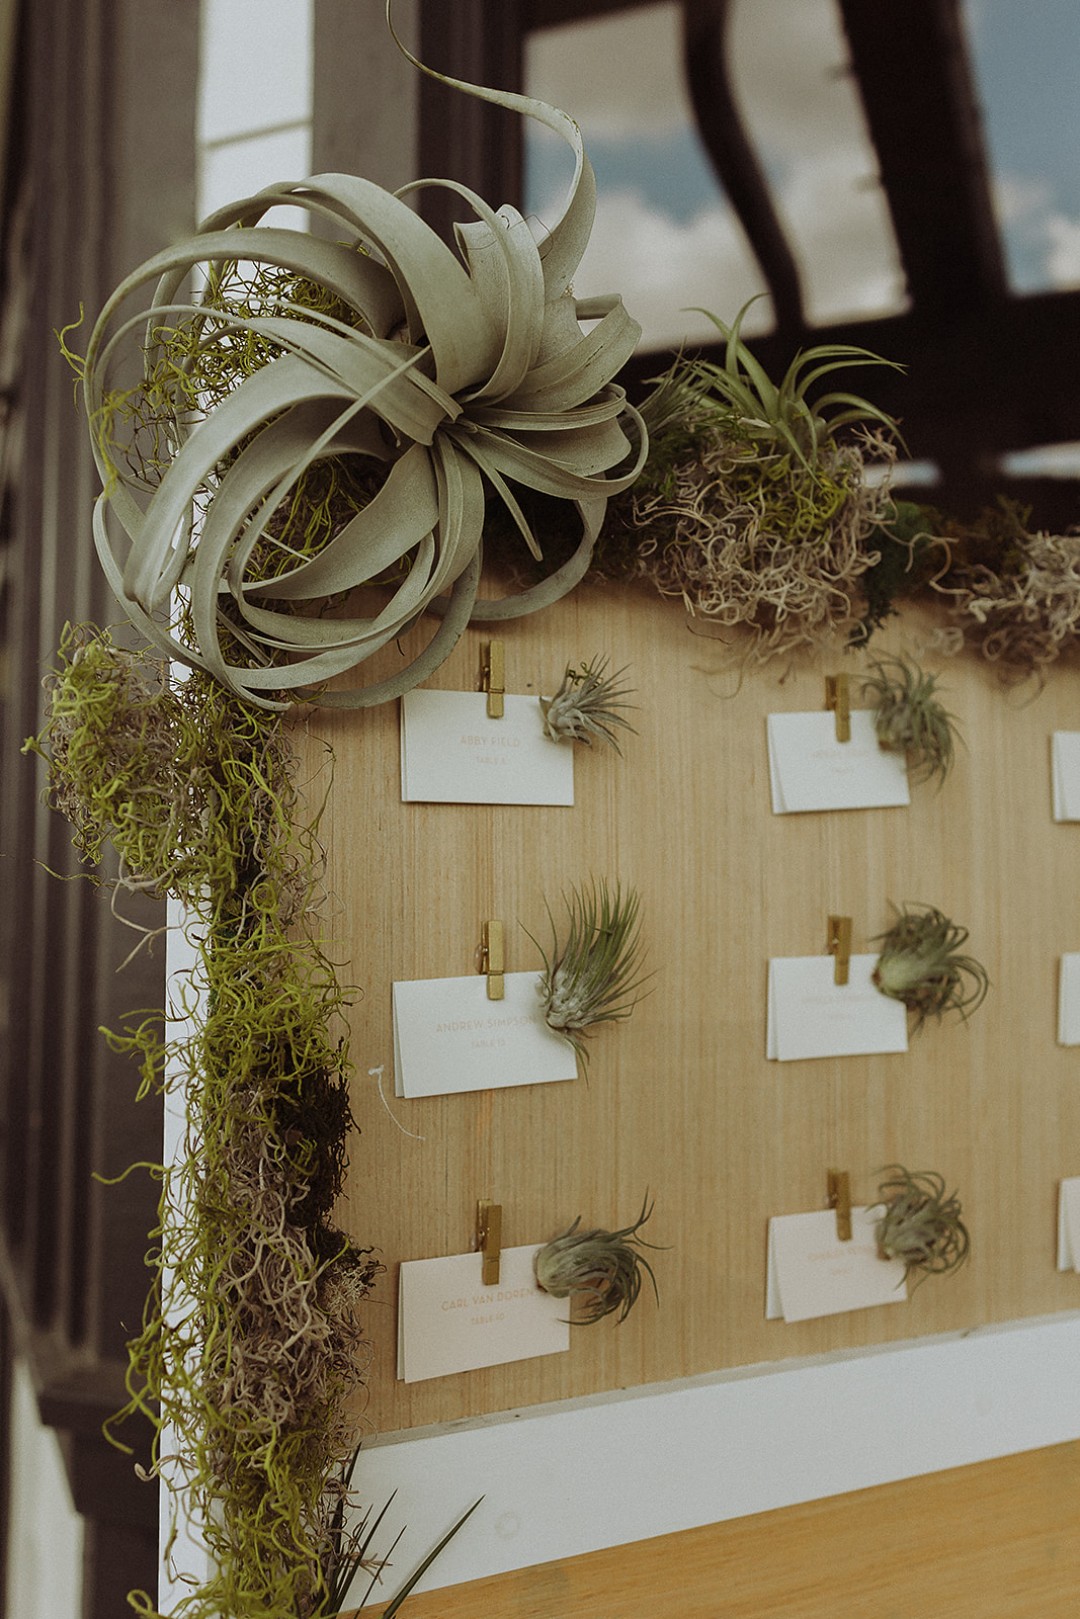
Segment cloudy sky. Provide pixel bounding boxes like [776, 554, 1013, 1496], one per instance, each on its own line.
[524, 0, 1080, 350]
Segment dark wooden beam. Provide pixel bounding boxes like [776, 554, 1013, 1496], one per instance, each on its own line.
[623, 287, 1080, 467]
[418, 0, 524, 242]
[524, 0, 662, 28]
[838, 0, 1007, 317]
[681, 0, 805, 339]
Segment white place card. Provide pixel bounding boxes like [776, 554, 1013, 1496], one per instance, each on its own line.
[766, 1207, 907, 1321]
[401, 690, 574, 805]
[1058, 955, 1080, 1045]
[397, 1244, 570, 1382]
[1058, 1180, 1080, 1272]
[767, 709, 910, 814]
[766, 954, 908, 1061]
[1052, 732, 1080, 821]
[392, 970, 578, 1098]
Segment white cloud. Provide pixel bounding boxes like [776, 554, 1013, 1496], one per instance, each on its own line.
[775, 149, 908, 325]
[551, 127, 906, 353]
[728, 0, 865, 164]
[526, 2, 688, 141]
[1045, 215, 1080, 286]
[527, 0, 904, 338]
[528, 0, 866, 160]
[991, 171, 1080, 290]
[992, 171, 1052, 225]
[565, 188, 766, 351]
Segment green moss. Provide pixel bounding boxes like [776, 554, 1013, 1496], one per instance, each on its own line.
[89, 254, 386, 583]
[27, 625, 380, 1619]
[849, 500, 941, 645]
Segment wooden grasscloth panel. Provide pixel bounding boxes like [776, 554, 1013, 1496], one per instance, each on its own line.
[298, 584, 1080, 1435]
[355, 1440, 1080, 1618]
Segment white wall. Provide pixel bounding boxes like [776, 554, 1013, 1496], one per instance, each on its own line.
[4, 1359, 84, 1619]
[351, 1311, 1080, 1599]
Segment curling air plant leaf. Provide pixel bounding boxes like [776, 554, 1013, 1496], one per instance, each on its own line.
[862, 654, 960, 787]
[534, 1195, 660, 1324]
[539, 655, 637, 751]
[80, 0, 646, 710]
[874, 1166, 970, 1289]
[532, 879, 647, 1068]
[872, 903, 989, 1030]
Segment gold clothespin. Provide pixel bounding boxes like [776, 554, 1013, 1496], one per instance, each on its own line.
[481, 639, 505, 718]
[827, 914, 852, 986]
[481, 919, 505, 1000]
[825, 673, 851, 742]
[827, 1170, 852, 1242]
[477, 1199, 502, 1285]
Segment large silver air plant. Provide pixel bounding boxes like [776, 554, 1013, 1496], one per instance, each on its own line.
[80, 1, 647, 710]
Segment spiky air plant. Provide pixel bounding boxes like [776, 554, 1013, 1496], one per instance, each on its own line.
[872, 904, 989, 1030]
[861, 654, 960, 787]
[671, 297, 901, 470]
[534, 1196, 660, 1324]
[531, 879, 647, 1069]
[874, 1166, 970, 1290]
[539, 656, 637, 752]
[599, 299, 901, 662]
[318, 1478, 481, 1619]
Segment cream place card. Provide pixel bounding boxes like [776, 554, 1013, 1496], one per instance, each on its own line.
[766, 1207, 907, 1321]
[401, 690, 574, 805]
[766, 954, 908, 1061]
[767, 709, 909, 814]
[397, 1244, 570, 1382]
[1058, 955, 1080, 1045]
[1057, 1179, 1080, 1272]
[392, 970, 578, 1098]
[1051, 732, 1080, 821]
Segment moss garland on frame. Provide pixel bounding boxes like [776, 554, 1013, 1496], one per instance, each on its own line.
[27, 626, 380, 1619]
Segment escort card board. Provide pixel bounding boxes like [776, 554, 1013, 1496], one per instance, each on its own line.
[297, 590, 1080, 1434]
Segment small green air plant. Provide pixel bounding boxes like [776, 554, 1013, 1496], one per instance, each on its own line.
[872, 904, 989, 1031]
[861, 654, 960, 787]
[534, 1196, 660, 1324]
[874, 1166, 970, 1290]
[539, 656, 637, 752]
[671, 296, 902, 471]
[599, 299, 902, 663]
[530, 879, 648, 1070]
